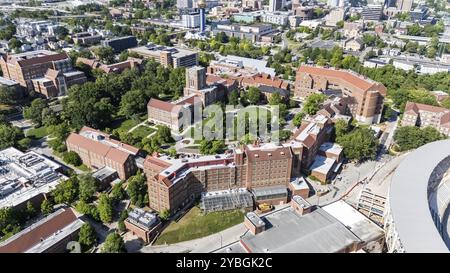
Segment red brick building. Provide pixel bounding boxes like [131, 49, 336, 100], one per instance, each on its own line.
[295, 65, 387, 124]
[402, 101, 450, 137]
[144, 143, 294, 213]
[66, 127, 139, 180]
[0, 50, 86, 97]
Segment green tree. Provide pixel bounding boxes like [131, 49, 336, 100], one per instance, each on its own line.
[334, 119, 350, 139]
[17, 137, 31, 151]
[78, 174, 98, 203]
[247, 87, 261, 105]
[268, 92, 282, 105]
[0, 86, 20, 104]
[41, 108, 59, 127]
[159, 209, 170, 221]
[25, 201, 36, 220]
[337, 127, 378, 162]
[303, 93, 326, 115]
[126, 172, 147, 207]
[199, 139, 226, 155]
[228, 90, 239, 106]
[8, 37, 22, 50]
[119, 89, 148, 118]
[394, 126, 444, 151]
[97, 193, 113, 223]
[94, 46, 115, 64]
[111, 182, 127, 203]
[23, 98, 48, 127]
[0, 207, 19, 237]
[155, 125, 173, 144]
[0, 123, 23, 149]
[118, 209, 128, 232]
[441, 98, 450, 109]
[102, 232, 126, 253]
[75, 200, 100, 221]
[63, 151, 82, 166]
[293, 112, 305, 127]
[78, 223, 97, 251]
[40, 199, 53, 215]
[53, 176, 79, 204]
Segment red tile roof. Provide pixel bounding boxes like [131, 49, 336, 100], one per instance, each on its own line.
[239, 73, 290, 90]
[297, 65, 383, 93]
[16, 52, 69, 67]
[0, 208, 80, 253]
[404, 101, 450, 115]
[148, 98, 177, 112]
[67, 127, 138, 164]
[245, 145, 292, 161]
[79, 126, 139, 155]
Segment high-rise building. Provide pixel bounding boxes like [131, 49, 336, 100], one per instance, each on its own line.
[361, 4, 384, 21]
[198, 0, 206, 33]
[327, 0, 345, 7]
[177, 0, 193, 9]
[182, 13, 201, 28]
[396, 0, 413, 12]
[269, 0, 284, 12]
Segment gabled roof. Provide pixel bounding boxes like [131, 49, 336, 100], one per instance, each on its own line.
[147, 98, 177, 113]
[245, 145, 292, 161]
[67, 127, 138, 164]
[297, 65, 385, 93]
[15, 52, 69, 67]
[0, 208, 81, 253]
[404, 101, 450, 115]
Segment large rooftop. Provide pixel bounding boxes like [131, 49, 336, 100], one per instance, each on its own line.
[240, 207, 361, 253]
[130, 44, 197, 59]
[0, 207, 83, 253]
[212, 55, 276, 76]
[0, 147, 67, 209]
[389, 139, 450, 253]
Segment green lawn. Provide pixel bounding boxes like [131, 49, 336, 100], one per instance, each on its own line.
[110, 115, 147, 132]
[132, 126, 156, 139]
[0, 104, 13, 111]
[155, 206, 245, 245]
[26, 126, 48, 139]
[77, 164, 91, 172]
[184, 146, 200, 150]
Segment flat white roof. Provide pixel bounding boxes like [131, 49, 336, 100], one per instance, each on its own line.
[323, 200, 384, 243]
[319, 142, 343, 156]
[217, 55, 275, 76]
[309, 155, 336, 175]
[0, 147, 67, 209]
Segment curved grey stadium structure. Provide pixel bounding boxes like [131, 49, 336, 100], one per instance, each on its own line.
[384, 139, 450, 253]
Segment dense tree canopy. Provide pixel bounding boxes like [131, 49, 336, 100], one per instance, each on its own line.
[97, 193, 114, 223]
[394, 126, 445, 151]
[199, 139, 227, 155]
[78, 223, 97, 251]
[126, 171, 148, 208]
[337, 127, 379, 162]
[53, 176, 79, 205]
[78, 174, 98, 203]
[102, 232, 126, 253]
[23, 98, 48, 127]
[0, 123, 24, 150]
[302, 93, 326, 115]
